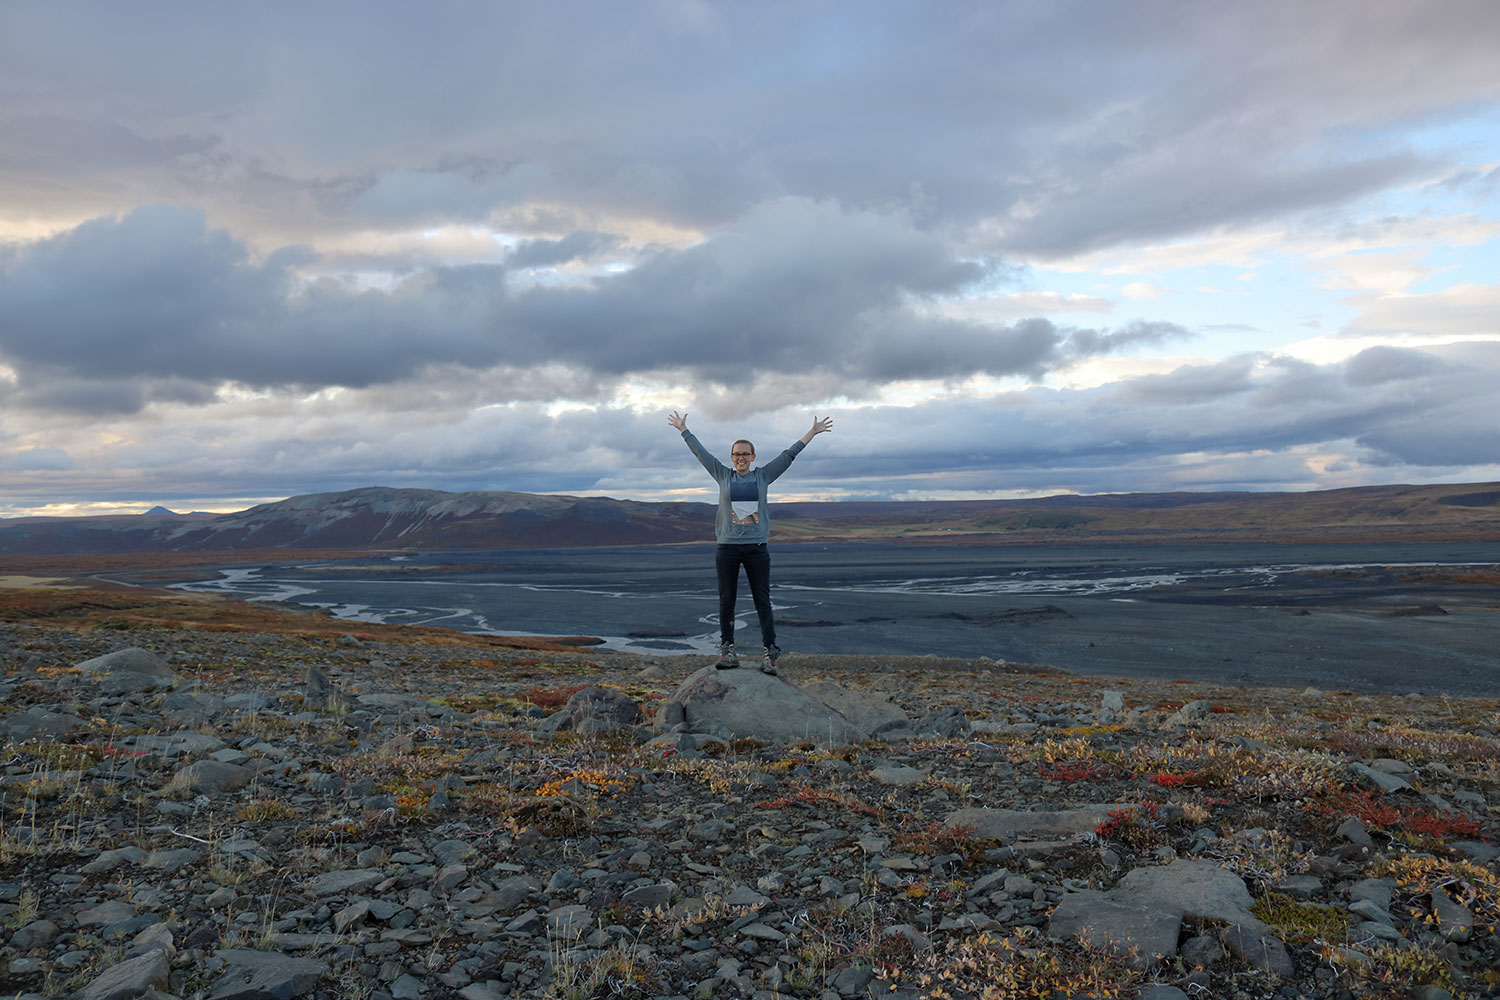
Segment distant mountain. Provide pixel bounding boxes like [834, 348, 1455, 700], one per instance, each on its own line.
[0, 487, 714, 555]
[0, 482, 1496, 556]
[144, 505, 177, 515]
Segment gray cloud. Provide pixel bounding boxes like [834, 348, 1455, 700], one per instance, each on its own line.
[1, 202, 1186, 411]
[4, 2, 1496, 252]
[2, 340, 1494, 510]
[507, 231, 624, 269]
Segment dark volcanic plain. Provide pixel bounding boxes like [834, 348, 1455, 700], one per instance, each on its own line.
[111, 538, 1500, 698]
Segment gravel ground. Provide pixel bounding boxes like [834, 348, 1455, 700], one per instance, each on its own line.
[2, 620, 1499, 1000]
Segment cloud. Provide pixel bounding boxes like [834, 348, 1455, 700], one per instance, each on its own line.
[1343, 283, 1500, 339]
[3, 339, 1496, 511]
[4, 446, 74, 471]
[1, 201, 1194, 412]
[5, 2, 1497, 253]
[1342, 345, 1451, 386]
[507, 231, 625, 269]
[1122, 282, 1170, 301]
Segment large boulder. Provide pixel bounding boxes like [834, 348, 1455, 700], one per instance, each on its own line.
[800, 681, 908, 734]
[74, 647, 178, 693]
[657, 666, 862, 745]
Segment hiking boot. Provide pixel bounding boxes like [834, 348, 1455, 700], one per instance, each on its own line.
[761, 644, 781, 674]
[715, 643, 740, 669]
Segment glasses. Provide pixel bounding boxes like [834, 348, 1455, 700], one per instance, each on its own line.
[731, 451, 754, 458]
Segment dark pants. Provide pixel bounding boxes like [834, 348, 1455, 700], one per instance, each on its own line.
[715, 543, 775, 647]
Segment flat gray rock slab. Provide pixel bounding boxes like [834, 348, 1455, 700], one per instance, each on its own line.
[118, 732, 226, 756]
[546, 904, 593, 939]
[357, 693, 447, 713]
[871, 765, 928, 785]
[75, 646, 176, 682]
[82, 846, 148, 874]
[171, 759, 255, 795]
[144, 848, 203, 871]
[305, 869, 386, 897]
[78, 949, 170, 1000]
[1348, 762, 1413, 793]
[1113, 859, 1265, 931]
[1048, 889, 1182, 968]
[659, 666, 861, 745]
[2, 707, 83, 740]
[210, 949, 326, 1000]
[78, 900, 137, 926]
[945, 803, 1137, 839]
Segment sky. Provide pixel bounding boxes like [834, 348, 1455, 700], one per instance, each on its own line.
[2, 0, 1498, 517]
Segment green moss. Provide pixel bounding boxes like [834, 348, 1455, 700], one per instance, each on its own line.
[1251, 891, 1350, 943]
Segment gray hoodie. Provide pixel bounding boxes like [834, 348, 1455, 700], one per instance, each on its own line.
[681, 429, 805, 544]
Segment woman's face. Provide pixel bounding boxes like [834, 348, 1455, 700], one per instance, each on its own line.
[730, 443, 755, 474]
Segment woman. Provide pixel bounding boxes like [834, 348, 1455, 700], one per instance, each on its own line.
[668, 410, 833, 673]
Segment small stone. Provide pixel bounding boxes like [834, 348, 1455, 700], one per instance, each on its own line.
[1334, 816, 1373, 847]
[1217, 924, 1294, 978]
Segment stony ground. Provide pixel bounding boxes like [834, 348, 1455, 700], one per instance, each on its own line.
[2, 613, 1499, 1000]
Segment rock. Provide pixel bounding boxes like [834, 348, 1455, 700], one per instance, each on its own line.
[1273, 875, 1322, 899]
[75, 647, 177, 691]
[209, 949, 327, 1000]
[566, 686, 644, 733]
[306, 869, 386, 897]
[870, 765, 927, 786]
[1101, 690, 1126, 713]
[1218, 923, 1295, 978]
[657, 666, 861, 745]
[144, 847, 203, 872]
[2, 706, 83, 740]
[1349, 899, 1393, 925]
[1348, 878, 1394, 910]
[305, 665, 349, 709]
[1112, 859, 1264, 931]
[1179, 934, 1224, 969]
[1451, 841, 1500, 863]
[1334, 816, 1373, 847]
[945, 803, 1138, 839]
[9, 919, 59, 951]
[1165, 699, 1213, 725]
[914, 705, 973, 738]
[169, 759, 255, 795]
[622, 883, 674, 909]
[78, 949, 170, 1000]
[82, 847, 148, 874]
[1348, 762, 1412, 793]
[1047, 889, 1181, 968]
[546, 904, 593, 940]
[78, 900, 136, 926]
[1431, 888, 1473, 943]
[801, 681, 908, 735]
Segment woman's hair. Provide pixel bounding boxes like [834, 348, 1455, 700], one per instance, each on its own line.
[732, 439, 756, 455]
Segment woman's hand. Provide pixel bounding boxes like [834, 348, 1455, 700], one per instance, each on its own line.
[668, 410, 688, 432]
[799, 414, 833, 445]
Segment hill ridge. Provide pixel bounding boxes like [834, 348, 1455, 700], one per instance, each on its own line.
[2, 480, 1498, 555]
